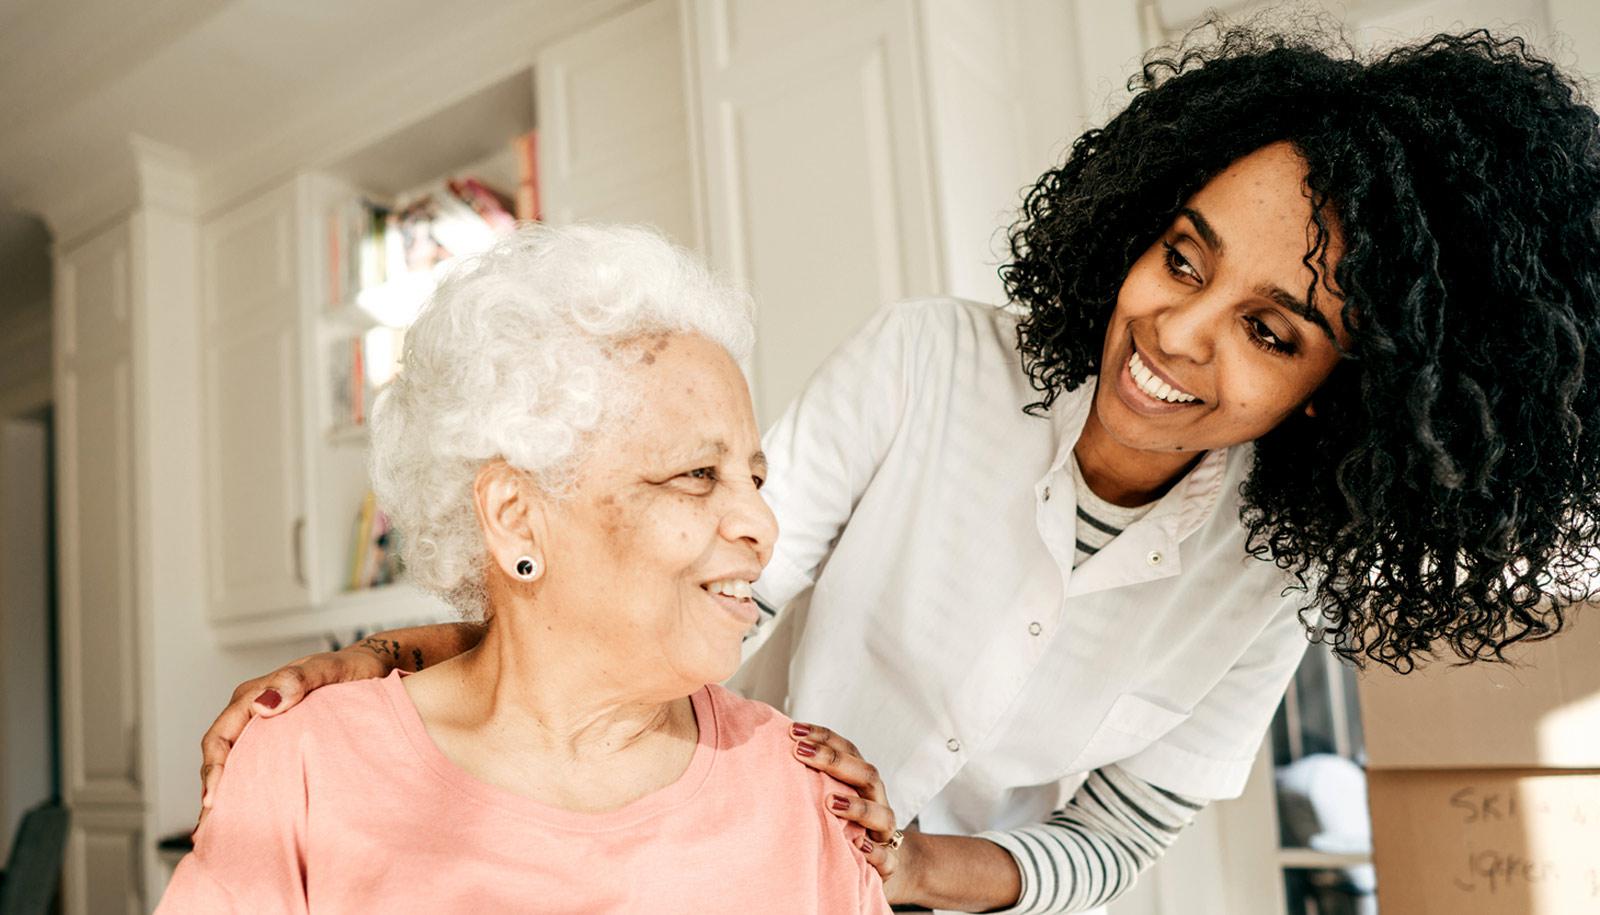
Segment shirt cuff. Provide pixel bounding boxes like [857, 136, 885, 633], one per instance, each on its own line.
[971, 830, 1041, 915]
[1117, 740, 1255, 800]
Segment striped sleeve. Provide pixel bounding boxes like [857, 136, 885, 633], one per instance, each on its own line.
[974, 765, 1207, 914]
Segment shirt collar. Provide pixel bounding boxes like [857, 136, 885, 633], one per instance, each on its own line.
[1042, 378, 1232, 543]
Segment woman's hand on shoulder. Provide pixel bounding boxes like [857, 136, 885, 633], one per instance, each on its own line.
[789, 722, 925, 904]
[196, 639, 394, 826]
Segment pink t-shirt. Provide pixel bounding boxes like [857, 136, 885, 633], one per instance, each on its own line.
[159, 671, 888, 914]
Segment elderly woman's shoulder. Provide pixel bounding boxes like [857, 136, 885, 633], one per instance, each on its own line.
[704, 685, 857, 791]
[704, 683, 789, 744]
[235, 675, 400, 754]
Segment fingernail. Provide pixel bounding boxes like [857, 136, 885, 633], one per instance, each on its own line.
[790, 723, 810, 738]
[795, 741, 817, 758]
[256, 689, 282, 710]
[830, 795, 850, 811]
[200, 789, 209, 808]
[861, 840, 873, 853]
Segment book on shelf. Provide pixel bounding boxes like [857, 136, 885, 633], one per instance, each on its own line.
[348, 491, 403, 591]
[514, 129, 541, 222]
[447, 177, 517, 234]
[326, 334, 366, 432]
[325, 163, 528, 315]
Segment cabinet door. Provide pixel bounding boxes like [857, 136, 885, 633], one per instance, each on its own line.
[52, 217, 151, 915]
[63, 808, 145, 915]
[54, 222, 143, 808]
[200, 181, 310, 620]
[690, 0, 940, 424]
[536, 0, 700, 249]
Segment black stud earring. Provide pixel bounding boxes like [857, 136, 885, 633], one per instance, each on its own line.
[514, 556, 540, 581]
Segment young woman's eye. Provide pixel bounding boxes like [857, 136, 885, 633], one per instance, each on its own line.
[1162, 242, 1202, 283]
[1244, 316, 1295, 356]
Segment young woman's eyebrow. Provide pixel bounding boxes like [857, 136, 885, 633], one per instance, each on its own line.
[1178, 206, 1223, 254]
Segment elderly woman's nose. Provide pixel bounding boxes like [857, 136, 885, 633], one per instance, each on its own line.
[723, 485, 779, 557]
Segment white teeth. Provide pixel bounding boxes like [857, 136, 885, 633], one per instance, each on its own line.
[706, 579, 753, 600]
[1128, 351, 1197, 404]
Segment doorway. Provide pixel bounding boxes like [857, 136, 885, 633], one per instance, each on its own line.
[0, 406, 63, 866]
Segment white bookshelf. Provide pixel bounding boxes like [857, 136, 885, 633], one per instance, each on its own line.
[201, 69, 537, 644]
[197, 0, 699, 648]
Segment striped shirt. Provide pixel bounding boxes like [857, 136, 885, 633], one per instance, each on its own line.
[1070, 454, 1154, 568]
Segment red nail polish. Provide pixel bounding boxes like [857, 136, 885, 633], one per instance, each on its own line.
[861, 840, 873, 854]
[791, 723, 810, 738]
[795, 741, 817, 758]
[256, 689, 282, 710]
[830, 795, 850, 811]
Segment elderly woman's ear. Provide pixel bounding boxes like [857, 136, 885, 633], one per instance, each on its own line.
[473, 459, 548, 584]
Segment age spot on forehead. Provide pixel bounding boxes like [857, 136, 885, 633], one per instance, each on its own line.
[618, 333, 673, 367]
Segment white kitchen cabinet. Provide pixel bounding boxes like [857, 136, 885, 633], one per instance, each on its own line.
[192, 0, 702, 645]
[690, 0, 1039, 424]
[53, 221, 147, 914]
[199, 180, 311, 622]
[53, 150, 209, 910]
[537, 0, 701, 249]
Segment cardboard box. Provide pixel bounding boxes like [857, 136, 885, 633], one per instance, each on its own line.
[1366, 769, 1600, 914]
[1358, 607, 1600, 914]
[1359, 608, 1600, 770]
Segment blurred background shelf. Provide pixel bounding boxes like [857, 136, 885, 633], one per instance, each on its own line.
[210, 582, 453, 649]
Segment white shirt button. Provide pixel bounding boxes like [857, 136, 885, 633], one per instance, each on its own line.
[1042, 486, 1051, 502]
[1146, 550, 1164, 566]
[1028, 621, 1042, 636]
[946, 738, 962, 753]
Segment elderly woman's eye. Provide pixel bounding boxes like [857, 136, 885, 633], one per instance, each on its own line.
[684, 467, 718, 482]
[752, 474, 766, 490]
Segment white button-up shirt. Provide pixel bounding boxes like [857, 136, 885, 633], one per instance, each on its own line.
[737, 298, 1310, 838]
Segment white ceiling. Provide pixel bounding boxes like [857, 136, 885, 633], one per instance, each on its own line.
[0, 0, 625, 228]
[0, 0, 632, 312]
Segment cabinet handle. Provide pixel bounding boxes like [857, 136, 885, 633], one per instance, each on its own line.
[292, 517, 307, 588]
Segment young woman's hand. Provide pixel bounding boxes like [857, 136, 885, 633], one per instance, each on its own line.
[196, 640, 394, 825]
[789, 722, 925, 903]
[195, 623, 486, 827]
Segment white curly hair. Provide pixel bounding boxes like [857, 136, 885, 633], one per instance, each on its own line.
[367, 223, 755, 617]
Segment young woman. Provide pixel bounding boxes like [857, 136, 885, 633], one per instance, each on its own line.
[196, 24, 1600, 914]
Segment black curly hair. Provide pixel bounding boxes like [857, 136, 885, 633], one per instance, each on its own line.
[1002, 20, 1600, 671]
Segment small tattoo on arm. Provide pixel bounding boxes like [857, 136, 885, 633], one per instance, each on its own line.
[355, 637, 402, 666]
[412, 648, 425, 671]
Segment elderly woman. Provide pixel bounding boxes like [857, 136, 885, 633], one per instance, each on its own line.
[158, 225, 888, 913]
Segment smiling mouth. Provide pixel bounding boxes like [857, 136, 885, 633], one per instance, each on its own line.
[701, 578, 758, 625]
[1128, 349, 1200, 404]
